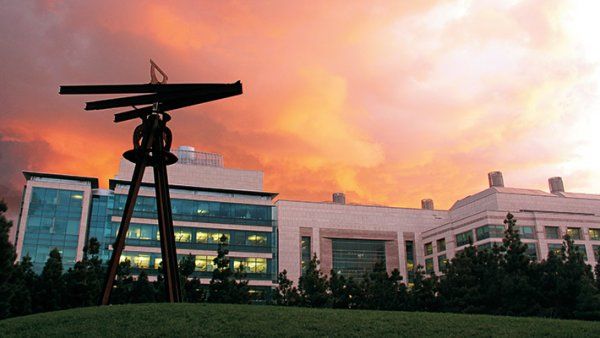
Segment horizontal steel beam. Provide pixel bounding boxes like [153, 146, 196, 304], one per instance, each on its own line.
[60, 81, 242, 95]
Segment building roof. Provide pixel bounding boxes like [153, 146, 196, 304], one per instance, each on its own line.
[109, 179, 278, 199]
[23, 171, 99, 189]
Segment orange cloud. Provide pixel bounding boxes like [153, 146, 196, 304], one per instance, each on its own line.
[1, 0, 599, 219]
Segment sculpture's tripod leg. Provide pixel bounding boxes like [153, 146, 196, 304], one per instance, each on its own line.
[100, 119, 156, 305]
[152, 120, 182, 302]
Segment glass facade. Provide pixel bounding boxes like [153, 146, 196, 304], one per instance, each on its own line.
[455, 230, 473, 247]
[20, 187, 84, 271]
[88, 194, 114, 261]
[545, 226, 560, 239]
[475, 225, 504, 241]
[113, 194, 274, 227]
[332, 239, 386, 279]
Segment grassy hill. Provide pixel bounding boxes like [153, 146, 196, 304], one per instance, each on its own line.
[1, 303, 599, 337]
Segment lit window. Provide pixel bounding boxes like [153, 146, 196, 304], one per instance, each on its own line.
[133, 255, 150, 269]
[436, 238, 446, 252]
[247, 233, 267, 246]
[545, 226, 560, 239]
[196, 231, 208, 243]
[154, 257, 162, 269]
[174, 229, 192, 243]
[548, 244, 562, 255]
[210, 232, 228, 243]
[589, 229, 600, 241]
[424, 242, 433, 256]
[195, 256, 216, 272]
[567, 227, 582, 240]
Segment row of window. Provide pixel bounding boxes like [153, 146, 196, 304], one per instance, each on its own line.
[119, 223, 270, 247]
[426, 225, 600, 258]
[113, 194, 273, 226]
[119, 252, 269, 274]
[546, 226, 600, 240]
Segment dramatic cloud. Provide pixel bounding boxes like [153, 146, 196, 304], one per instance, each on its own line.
[1, 0, 599, 220]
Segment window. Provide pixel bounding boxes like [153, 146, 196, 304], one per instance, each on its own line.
[545, 226, 560, 239]
[519, 226, 535, 239]
[548, 244, 562, 255]
[174, 228, 192, 243]
[575, 244, 588, 260]
[525, 243, 537, 260]
[437, 254, 447, 272]
[476, 225, 504, 241]
[425, 258, 434, 274]
[424, 242, 433, 256]
[195, 256, 216, 272]
[233, 257, 268, 273]
[589, 229, 600, 241]
[406, 240, 415, 283]
[593, 245, 600, 261]
[332, 239, 386, 279]
[436, 238, 446, 252]
[477, 242, 493, 251]
[567, 227, 582, 240]
[246, 233, 268, 246]
[456, 230, 473, 247]
[301, 236, 311, 274]
[196, 231, 229, 244]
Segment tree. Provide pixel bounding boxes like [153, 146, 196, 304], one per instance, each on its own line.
[408, 267, 439, 312]
[130, 270, 155, 303]
[0, 200, 19, 318]
[274, 269, 299, 306]
[359, 261, 406, 310]
[497, 213, 539, 316]
[63, 238, 104, 308]
[7, 255, 36, 317]
[110, 259, 134, 304]
[34, 248, 65, 312]
[297, 254, 329, 307]
[328, 270, 361, 309]
[208, 234, 249, 303]
[178, 253, 205, 302]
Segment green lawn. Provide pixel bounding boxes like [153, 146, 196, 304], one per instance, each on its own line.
[1, 303, 599, 337]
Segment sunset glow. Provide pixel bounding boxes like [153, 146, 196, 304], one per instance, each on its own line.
[1, 1, 600, 219]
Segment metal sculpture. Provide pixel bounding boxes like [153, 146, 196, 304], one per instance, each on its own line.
[60, 60, 242, 304]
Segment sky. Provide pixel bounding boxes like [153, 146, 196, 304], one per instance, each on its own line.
[1, 0, 600, 221]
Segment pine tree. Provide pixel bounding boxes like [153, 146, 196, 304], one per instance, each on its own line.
[130, 270, 155, 303]
[359, 261, 404, 310]
[208, 234, 248, 303]
[297, 254, 329, 307]
[7, 255, 36, 316]
[408, 267, 439, 312]
[111, 259, 134, 304]
[274, 269, 299, 306]
[498, 213, 539, 315]
[0, 200, 18, 318]
[34, 248, 65, 312]
[63, 238, 104, 308]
